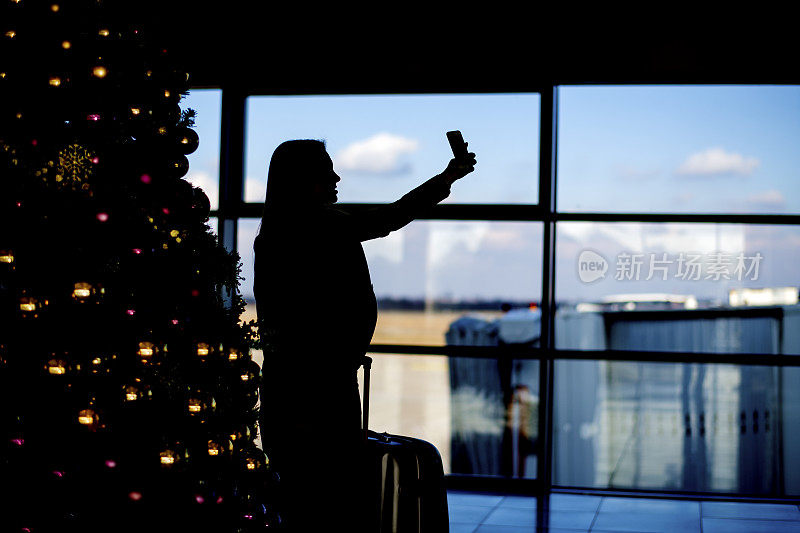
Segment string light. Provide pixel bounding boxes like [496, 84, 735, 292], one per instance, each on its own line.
[46, 359, 67, 375]
[137, 341, 155, 358]
[207, 440, 224, 456]
[72, 282, 92, 300]
[187, 395, 215, 416]
[123, 385, 140, 402]
[159, 449, 178, 466]
[77, 409, 97, 426]
[19, 297, 38, 312]
[187, 398, 202, 413]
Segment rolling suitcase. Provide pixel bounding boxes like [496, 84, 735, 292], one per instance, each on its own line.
[361, 356, 450, 533]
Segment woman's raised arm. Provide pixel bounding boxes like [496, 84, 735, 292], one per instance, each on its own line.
[347, 152, 476, 241]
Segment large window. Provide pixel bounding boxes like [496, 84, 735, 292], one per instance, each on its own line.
[238, 219, 543, 346]
[557, 85, 800, 214]
[244, 93, 541, 204]
[553, 85, 800, 497]
[554, 361, 800, 495]
[555, 222, 800, 354]
[192, 85, 800, 498]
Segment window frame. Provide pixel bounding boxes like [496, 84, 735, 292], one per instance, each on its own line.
[205, 85, 800, 515]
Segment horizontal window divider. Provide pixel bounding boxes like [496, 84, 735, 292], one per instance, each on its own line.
[209, 207, 254, 219]
[243, 89, 548, 97]
[223, 206, 800, 225]
[209, 209, 244, 219]
[234, 202, 546, 221]
[368, 343, 543, 359]
[445, 474, 542, 495]
[603, 305, 784, 322]
[553, 212, 800, 225]
[368, 344, 800, 366]
[552, 349, 800, 366]
[551, 486, 800, 504]
[443, 477, 800, 501]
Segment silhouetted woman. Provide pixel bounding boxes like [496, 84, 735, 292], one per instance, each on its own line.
[254, 139, 475, 531]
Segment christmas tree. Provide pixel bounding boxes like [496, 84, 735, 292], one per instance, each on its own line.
[0, 2, 277, 531]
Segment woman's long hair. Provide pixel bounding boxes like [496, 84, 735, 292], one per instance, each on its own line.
[258, 139, 326, 235]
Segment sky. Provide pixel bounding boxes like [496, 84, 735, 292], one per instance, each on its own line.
[183, 87, 800, 304]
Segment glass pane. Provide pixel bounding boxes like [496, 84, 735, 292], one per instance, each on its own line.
[237, 217, 259, 307]
[245, 93, 540, 204]
[554, 360, 800, 496]
[556, 222, 800, 355]
[558, 85, 800, 213]
[364, 353, 539, 479]
[235, 219, 262, 450]
[183, 88, 222, 210]
[366, 221, 542, 346]
[238, 219, 542, 347]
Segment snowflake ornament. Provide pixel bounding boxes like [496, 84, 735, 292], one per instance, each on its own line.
[37, 143, 95, 192]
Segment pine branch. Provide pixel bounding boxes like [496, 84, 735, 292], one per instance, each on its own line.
[179, 108, 197, 128]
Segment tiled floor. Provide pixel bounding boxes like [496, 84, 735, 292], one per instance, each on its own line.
[447, 490, 800, 532]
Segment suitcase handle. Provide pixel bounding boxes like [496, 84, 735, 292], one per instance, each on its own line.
[361, 355, 372, 434]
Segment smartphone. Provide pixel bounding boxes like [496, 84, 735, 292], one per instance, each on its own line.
[446, 130, 468, 159]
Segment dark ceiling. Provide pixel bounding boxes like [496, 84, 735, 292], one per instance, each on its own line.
[133, 3, 799, 93]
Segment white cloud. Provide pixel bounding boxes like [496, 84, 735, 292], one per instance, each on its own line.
[747, 189, 786, 208]
[427, 222, 490, 266]
[334, 132, 420, 174]
[244, 176, 266, 203]
[677, 147, 759, 177]
[561, 223, 746, 255]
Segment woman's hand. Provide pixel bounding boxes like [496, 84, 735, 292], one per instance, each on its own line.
[442, 149, 477, 184]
